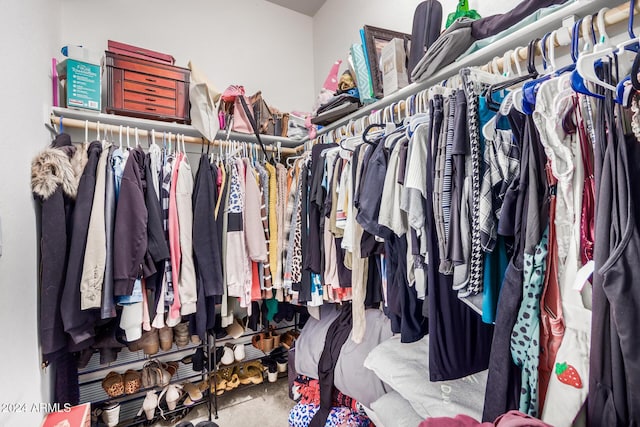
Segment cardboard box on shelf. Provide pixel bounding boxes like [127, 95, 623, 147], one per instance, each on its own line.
[57, 48, 101, 112]
[380, 38, 409, 97]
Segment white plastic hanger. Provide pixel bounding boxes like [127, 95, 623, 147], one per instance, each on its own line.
[96, 121, 101, 141]
[512, 48, 523, 76]
[502, 51, 514, 77]
[84, 120, 89, 143]
[576, 8, 617, 91]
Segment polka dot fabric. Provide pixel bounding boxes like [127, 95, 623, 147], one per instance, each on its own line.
[510, 227, 549, 417]
[288, 402, 373, 427]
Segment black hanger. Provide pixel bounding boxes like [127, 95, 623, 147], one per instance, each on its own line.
[362, 123, 386, 145]
[485, 38, 540, 111]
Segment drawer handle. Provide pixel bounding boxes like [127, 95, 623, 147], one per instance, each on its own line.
[144, 88, 156, 93]
[145, 107, 157, 111]
[145, 78, 157, 83]
[145, 98, 156, 102]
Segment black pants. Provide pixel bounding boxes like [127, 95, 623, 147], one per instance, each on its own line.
[309, 304, 353, 427]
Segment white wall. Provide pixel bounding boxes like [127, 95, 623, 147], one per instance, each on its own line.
[60, 0, 316, 112]
[311, 0, 508, 95]
[0, 0, 60, 424]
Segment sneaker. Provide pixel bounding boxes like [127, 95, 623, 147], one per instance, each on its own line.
[233, 344, 245, 362]
[220, 346, 234, 365]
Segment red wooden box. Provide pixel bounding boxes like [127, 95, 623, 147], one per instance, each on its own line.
[105, 51, 190, 124]
[107, 40, 175, 65]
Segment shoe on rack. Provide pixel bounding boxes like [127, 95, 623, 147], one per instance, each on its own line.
[123, 369, 142, 395]
[252, 332, 274, 353]
[182, 382, 203, 406]
[139, 328, 160, 355]
[226, 372, 240, 390]
[238, 361, 264, 385]
[233, 343, 245, 362]
[262, 333, 274, 353]
[275, 356, 288, 374]
[165, 361, 179, 377]
[101, 372, 124, 398]
[173, 322, 190, 348]
[158, 326, 173, 351]
[210, 372, 226, 396]
[192, 347, 207, 371]
[269, 328, 281, 348]
[159, 383, 183, 411]
[137, 390, 158, 421]
[220, 345, 234, 365]
[100, 402, 120, 427]
[218, 367, 239, 391]
[267, 363, 278, 383]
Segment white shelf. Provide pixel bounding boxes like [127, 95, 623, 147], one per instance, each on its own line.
[315, 0, 616, 137]
[51, 106, 306, 149]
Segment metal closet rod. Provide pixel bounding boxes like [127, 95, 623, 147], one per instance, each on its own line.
[313, 0, 638, 143]
[481, 0, 640, 74]
[50, 115, 299, 155]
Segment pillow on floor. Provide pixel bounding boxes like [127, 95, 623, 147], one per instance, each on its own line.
[370, 391, 424, 427]
[334, 309, 393, 407]
[294, 304, 339, 379]
[364, 335, 487, 420]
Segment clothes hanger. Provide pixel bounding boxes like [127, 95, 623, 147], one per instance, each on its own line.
[576, 8, 619, 92]
[96, 121, 101, 142]
[571, 15, 605, 99]
[362, 123, 386, 145]
[522, 32, 562, 114]
[486, 38, 539, 111]
[614, 0, 639, 104]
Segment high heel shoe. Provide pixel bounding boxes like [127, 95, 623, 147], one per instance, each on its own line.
[160, 384, 183, 411]
[137, 390, 158, 421]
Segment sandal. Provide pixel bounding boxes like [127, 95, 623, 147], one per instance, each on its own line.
[123, 370, 142, 394]
[210, 372, 226, 396]
[102, 372, 124, 398]
[141, 360, 170, 388]
[165, 361, 179, 377]
[182, 382, 203, 406]
[237, 362, 264, 385]
[226, 372, 240, 390]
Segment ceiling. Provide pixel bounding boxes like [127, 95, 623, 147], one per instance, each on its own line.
[264, 0, 327, 17]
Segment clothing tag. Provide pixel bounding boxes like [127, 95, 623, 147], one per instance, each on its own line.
[573, 260, 595, 291]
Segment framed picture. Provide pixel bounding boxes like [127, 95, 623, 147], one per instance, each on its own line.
[363, 25, 411, 99]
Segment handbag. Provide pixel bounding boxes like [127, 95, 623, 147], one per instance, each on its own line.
[232, 96, 254, 134]
[250, 91, 276, 135]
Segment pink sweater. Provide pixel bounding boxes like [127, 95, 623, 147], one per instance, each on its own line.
[168, 153, 182, 320]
